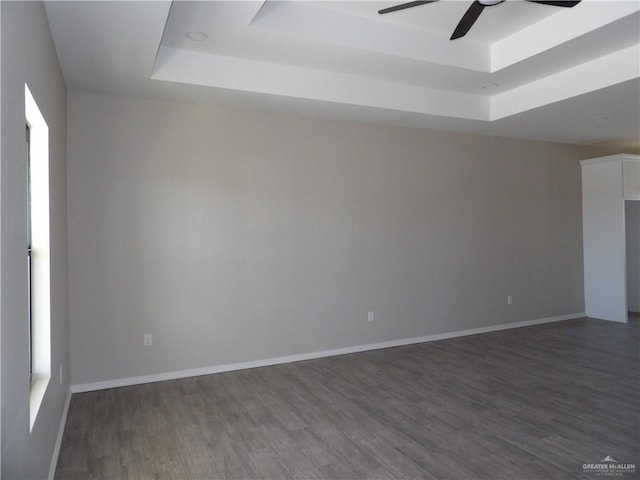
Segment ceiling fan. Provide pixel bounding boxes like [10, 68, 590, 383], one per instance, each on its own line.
[378, 0, 582, 40]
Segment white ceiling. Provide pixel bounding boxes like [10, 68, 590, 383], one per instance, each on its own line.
[44, 0, 640, 145]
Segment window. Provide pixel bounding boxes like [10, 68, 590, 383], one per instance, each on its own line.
[25, 84, 51, 432]
[26, 124, 33, 382]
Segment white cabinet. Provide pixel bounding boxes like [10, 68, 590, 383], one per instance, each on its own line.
[580, 154, 639, 323]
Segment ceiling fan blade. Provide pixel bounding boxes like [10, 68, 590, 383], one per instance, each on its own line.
[450, 1, 485, 40]
[378, 1, 438, 15]
[526, 0, 581, 6]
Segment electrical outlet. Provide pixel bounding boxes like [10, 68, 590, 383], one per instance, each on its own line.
[368, 311, 374, 322]
[507, 296, 513, 305]
[144, 333, 152, 346]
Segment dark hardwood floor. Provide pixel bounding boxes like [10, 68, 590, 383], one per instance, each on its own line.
[55, 316, 639, 479]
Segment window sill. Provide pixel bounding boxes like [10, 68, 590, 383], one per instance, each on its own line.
[29, 376, 50, 432]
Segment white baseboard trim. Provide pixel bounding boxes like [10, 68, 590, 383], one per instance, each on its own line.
[48, 388, 71, 480]
[628, 304, 640, 313]
[71, 312, 584, 394]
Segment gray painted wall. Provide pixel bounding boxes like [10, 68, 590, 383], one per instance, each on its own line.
[67, 91, 584, 386]
[0, 1, 3, 473]
[626, 201, 640, 311]
[1, 2, 69, 478]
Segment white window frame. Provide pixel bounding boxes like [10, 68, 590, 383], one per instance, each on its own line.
[25, 84, 51, 432]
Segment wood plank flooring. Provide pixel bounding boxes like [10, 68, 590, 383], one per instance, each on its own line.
[55, 316, 639, 479]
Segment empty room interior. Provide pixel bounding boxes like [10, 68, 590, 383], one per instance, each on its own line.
[1, 1, 640, 479]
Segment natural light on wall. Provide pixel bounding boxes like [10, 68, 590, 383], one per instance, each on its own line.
[25, 84, 51, 432]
